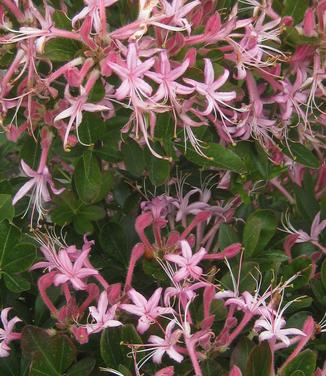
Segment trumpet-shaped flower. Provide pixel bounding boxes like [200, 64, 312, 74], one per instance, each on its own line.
[183, 59, 236, 119]
[0, 308, 21, 358]
[147, 321, 183, 364]
[86, 291, 122, 334]
[165, 240, 206, 282]
[120, 288, 173, 334]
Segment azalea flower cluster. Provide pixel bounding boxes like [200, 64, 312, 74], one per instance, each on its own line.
[1, 184, 325, 375]
[0, 0, 325, 157]
[0, 0, 325, 375]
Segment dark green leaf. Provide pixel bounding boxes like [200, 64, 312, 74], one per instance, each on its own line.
[2, 243, 36, 273]
[73, 151, 102, 203]
[66, 358, 96, 376]
[282, 349, 316, 376]
[21, 326, 76, 375]
[281, 143, 319, 169]
[246, 342, 272, 376]
[121, 139, 145, 177]
[0, 194, 14, 223]
[4, 273, 30, 293]
[243, 210, 277, 256]
[282, 0, 309, 24]
[44, 38, 82, 62]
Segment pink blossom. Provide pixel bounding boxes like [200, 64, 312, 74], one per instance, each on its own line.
[54, 70, 109, 150]
[254, 298, 306, 347]
[31, 234, 98, 290]
[183, 59, 236, 119]
[0, 308, 21, 358]
[148, 321, 183, 363]
[108, 43, 155, 101]
[12, 130, 64, 223]
[120, 288, 173, 334]
[86, 291, 122, 334]
[165, 240, 206, 282]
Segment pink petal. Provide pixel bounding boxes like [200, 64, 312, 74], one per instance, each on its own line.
[12, 178, 36, 205]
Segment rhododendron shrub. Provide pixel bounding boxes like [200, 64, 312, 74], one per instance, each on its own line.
[0, 0, 325, 375]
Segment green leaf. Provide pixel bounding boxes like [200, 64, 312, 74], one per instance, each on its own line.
[21, 326, 76, 376]
[0, 194, 14, 223]
[4, 273, 30, 293]
[52, 10, 71, 29]
[0, 221, 21, 268]
[145, 145, 171, 186]
[88, 78, 105, 103]
[321, 259, 326, 291]
[44, 38, 82, 62]
[246, 342, 272, 376]
[218, 223, 240, 249]
[73, 151, 102, 203]
[281, 143, 319, 168]
[243, 210, 277, 256]
[121, 139, 145, 177]
[282, 0, 309, 24]
[100, 324, 142, 369]
[282, 349, 316, 376]
[73, 215, 94, 235]
[78, 205, 106, 221]
[66, 358, 96, 376]
[99, 222, 130, 265]
[78, 112, 104, 145]
[231, 337, 255, 375]
[2, 243, 36, 273]
[180, 143, 246, 174]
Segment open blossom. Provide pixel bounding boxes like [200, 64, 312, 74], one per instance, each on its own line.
[108, 43, 155, 101]
[148, 320, 184, 363]
[254, 297, 306, 347]
[283, 211, 326, 254]
[72, 0, 118, 32]
[12, 130, 64, 224]
[120, 288, 173, 334]
[183, 59, 237, 119]
[54, 70, 109, 149]
[0, 308, 21, 358]
[165, 240, 206, 282]
[86, 291, 122, 334]
[31, 237, 98, 290]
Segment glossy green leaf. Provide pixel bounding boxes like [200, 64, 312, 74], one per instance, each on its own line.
[66, 358, 96, 376]
[100, 324, 142, 369]
[2, 243, 36, 273]
[281, 143, 319, 169]
[282, 349, 316, 376]
[282, 0, 309, 24]
[243, 210, 278, 256]
[0, 194, 14, 223]
[246, 342, 272, 376]
[180, 142, 246, 173]
[121, 138, 145, 177]
[74, 151, 102, 203]
[21, 326, 76, 376]
[44, 38, 82, 62]
[4, 273, 30, 293]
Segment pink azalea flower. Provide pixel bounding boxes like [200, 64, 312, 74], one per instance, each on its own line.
[165, 240, 206, 282]
[86, 291, 122, 334]
[254, 297, 306, 347]
[282, 211, 326, 254]
[148, 320, 184, 363]
[31, 234, 98, 290]
[120, 288, 173, 334]
[160, 0, 200, 33]
[146, 52, 193, 104]
[107, 43, 155, 101]
[0, 308, 21, 358]
[72, 0, 118, 33]
[183, 59, 236, 119]
[12, 130, 64, 223]
[54, 70, 109, 150]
